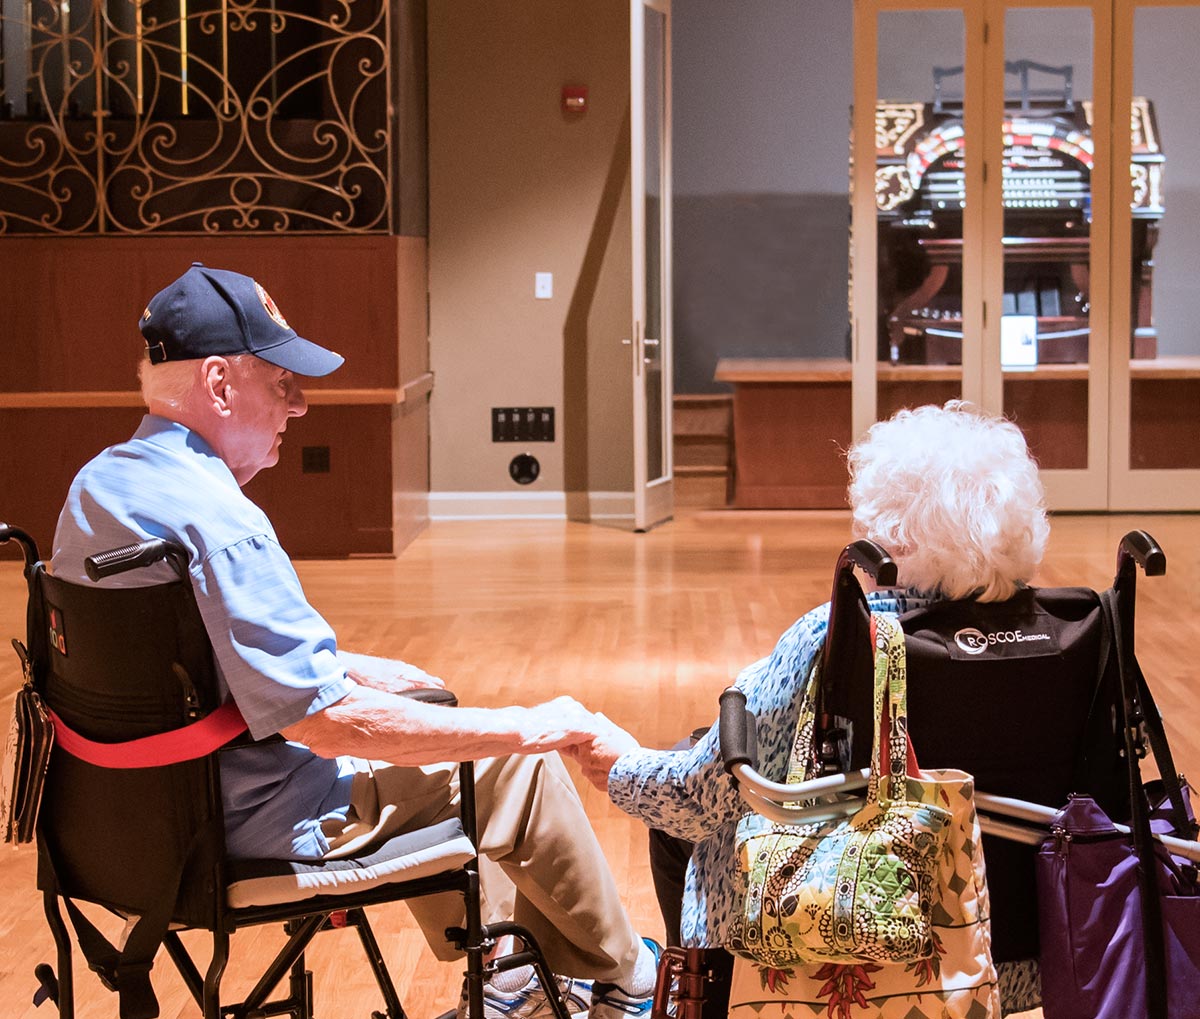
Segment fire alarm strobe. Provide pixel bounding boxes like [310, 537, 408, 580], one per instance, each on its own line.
[509, 454, 540, 485]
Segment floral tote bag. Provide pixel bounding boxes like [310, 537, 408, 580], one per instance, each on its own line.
[727, 613, 1000, 1019]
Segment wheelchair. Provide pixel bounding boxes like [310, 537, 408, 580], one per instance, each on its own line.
[655, 531, 1200, 1019]
[1, 523, 573, 1019]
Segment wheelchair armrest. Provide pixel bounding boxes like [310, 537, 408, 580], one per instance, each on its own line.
[85, 538, 190, 581]
[399, 687, 458, 708]
[718, 687, 758, 776]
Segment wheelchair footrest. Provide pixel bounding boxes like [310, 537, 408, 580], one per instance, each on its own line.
[446, 921, 573, 1019]
[489, 950, 538, 976]
[32, 963, 59, 1008]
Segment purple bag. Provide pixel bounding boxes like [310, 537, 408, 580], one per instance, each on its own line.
[1037, 586, 1200, 1019]
[1037, 793, 1200, 1019]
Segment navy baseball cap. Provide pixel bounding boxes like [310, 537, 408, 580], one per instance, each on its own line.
[139, 263, 344, 377]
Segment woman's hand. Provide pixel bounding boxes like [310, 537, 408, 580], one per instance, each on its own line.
[564, 712, 641, 791]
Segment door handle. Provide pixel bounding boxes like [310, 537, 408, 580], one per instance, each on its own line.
[624, 321, 641, 376]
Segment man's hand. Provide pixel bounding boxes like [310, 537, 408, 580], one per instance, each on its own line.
[511, 696, 608, 754]
[564, 712, 641, 791]
[340, 650, 445, 694]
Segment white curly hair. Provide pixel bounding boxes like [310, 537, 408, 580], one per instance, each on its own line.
[847, 401, 1049, 602]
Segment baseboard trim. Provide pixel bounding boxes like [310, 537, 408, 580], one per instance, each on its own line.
[578, 490, 635, 523]
[430, 491, 567, 520]
[430, 491, 634, 522]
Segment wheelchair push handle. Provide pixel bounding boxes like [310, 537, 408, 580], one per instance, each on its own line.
[719, 687, 758, 776]
[0, 522, 40, 574]
[85, 539, 190, 582]
[820, 539, 897, 685]
[1111, 529, 1165, 662]
[837, 539, 898, 588]
[1117, 529, 1165, 578]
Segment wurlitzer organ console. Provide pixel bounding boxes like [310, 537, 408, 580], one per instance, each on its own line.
[873, 61, 1164, 365]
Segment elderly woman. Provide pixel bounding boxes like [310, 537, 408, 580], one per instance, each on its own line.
[570, 401, 1050, 1017]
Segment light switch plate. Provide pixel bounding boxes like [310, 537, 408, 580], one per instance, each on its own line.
[535, 272, 553, 299]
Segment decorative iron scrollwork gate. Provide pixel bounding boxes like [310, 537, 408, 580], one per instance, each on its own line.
[0, 1, 392, 234]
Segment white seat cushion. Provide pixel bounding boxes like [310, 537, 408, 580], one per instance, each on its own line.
[225, 817, 476, 909]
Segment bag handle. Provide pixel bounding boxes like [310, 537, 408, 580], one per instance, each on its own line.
[1100, 589, 1192, 835]
[869, 613, 919, 804]
[786, 609, 919, 795]
[1100, 587, 1169, 1019]
[1131, 654, 1195, 838]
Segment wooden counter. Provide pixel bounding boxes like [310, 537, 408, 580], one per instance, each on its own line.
[715, 357, 1200, 509]
[715, 357, 1200, 385]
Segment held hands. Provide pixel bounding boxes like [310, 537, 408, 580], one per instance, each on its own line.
[333, 652, 638, 773]
[563, 711, 641, 792]
[513, 699, 641, 786]
[514, 696, 607, 753]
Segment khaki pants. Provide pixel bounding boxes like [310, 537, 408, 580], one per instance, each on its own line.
[322, 751, 642, 982]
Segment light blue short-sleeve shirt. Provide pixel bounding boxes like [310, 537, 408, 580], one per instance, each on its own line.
[52, 415, 358, 859]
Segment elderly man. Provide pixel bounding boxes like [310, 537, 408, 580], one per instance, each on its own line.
[51, 263, 659, 1019]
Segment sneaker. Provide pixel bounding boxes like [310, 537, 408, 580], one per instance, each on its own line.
[588, 939, 663, 1019]
[457, 971, 593, 1019]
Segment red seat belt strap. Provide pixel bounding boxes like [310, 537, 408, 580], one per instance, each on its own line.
[48, 701, 248, 769]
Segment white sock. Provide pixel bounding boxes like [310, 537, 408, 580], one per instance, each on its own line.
[488, 964, 535, 993]
[617, 939, 658, 997]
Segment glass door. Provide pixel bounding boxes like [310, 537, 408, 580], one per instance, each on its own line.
[631, 0, 673, 531]
[855, 0, 1197, 510]
[870, 6, 973, 425]
[1108, 0, 1200, 508]
[852, 0, 985, 438]
[988, 1, 1110, 509]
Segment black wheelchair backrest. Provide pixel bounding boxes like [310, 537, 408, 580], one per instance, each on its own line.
[33, 561, 227, 930]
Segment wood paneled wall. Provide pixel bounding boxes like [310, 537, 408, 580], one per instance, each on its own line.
[0, 235, 430, 558]
[715, 360, 1200, 509]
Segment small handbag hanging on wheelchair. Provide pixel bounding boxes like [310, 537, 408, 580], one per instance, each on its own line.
[1, 638, 54, 846]
[1036, 586, 1200, 1019]
[1, 524, 54, 847]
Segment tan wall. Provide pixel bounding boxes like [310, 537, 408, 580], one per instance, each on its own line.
[427, 0, 633, 497]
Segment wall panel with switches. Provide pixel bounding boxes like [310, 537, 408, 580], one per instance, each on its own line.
[492, 407, 555, 442]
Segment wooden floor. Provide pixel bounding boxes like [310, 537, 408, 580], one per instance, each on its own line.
[0, 509, 1196, 1018]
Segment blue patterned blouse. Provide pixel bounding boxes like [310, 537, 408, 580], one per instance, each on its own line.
[607, 590, 924, 946]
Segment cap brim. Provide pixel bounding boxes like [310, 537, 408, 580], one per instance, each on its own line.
[254, 335, 345, 377]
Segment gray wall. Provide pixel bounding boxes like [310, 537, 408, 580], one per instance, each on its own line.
[672, 0, 853, 394]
